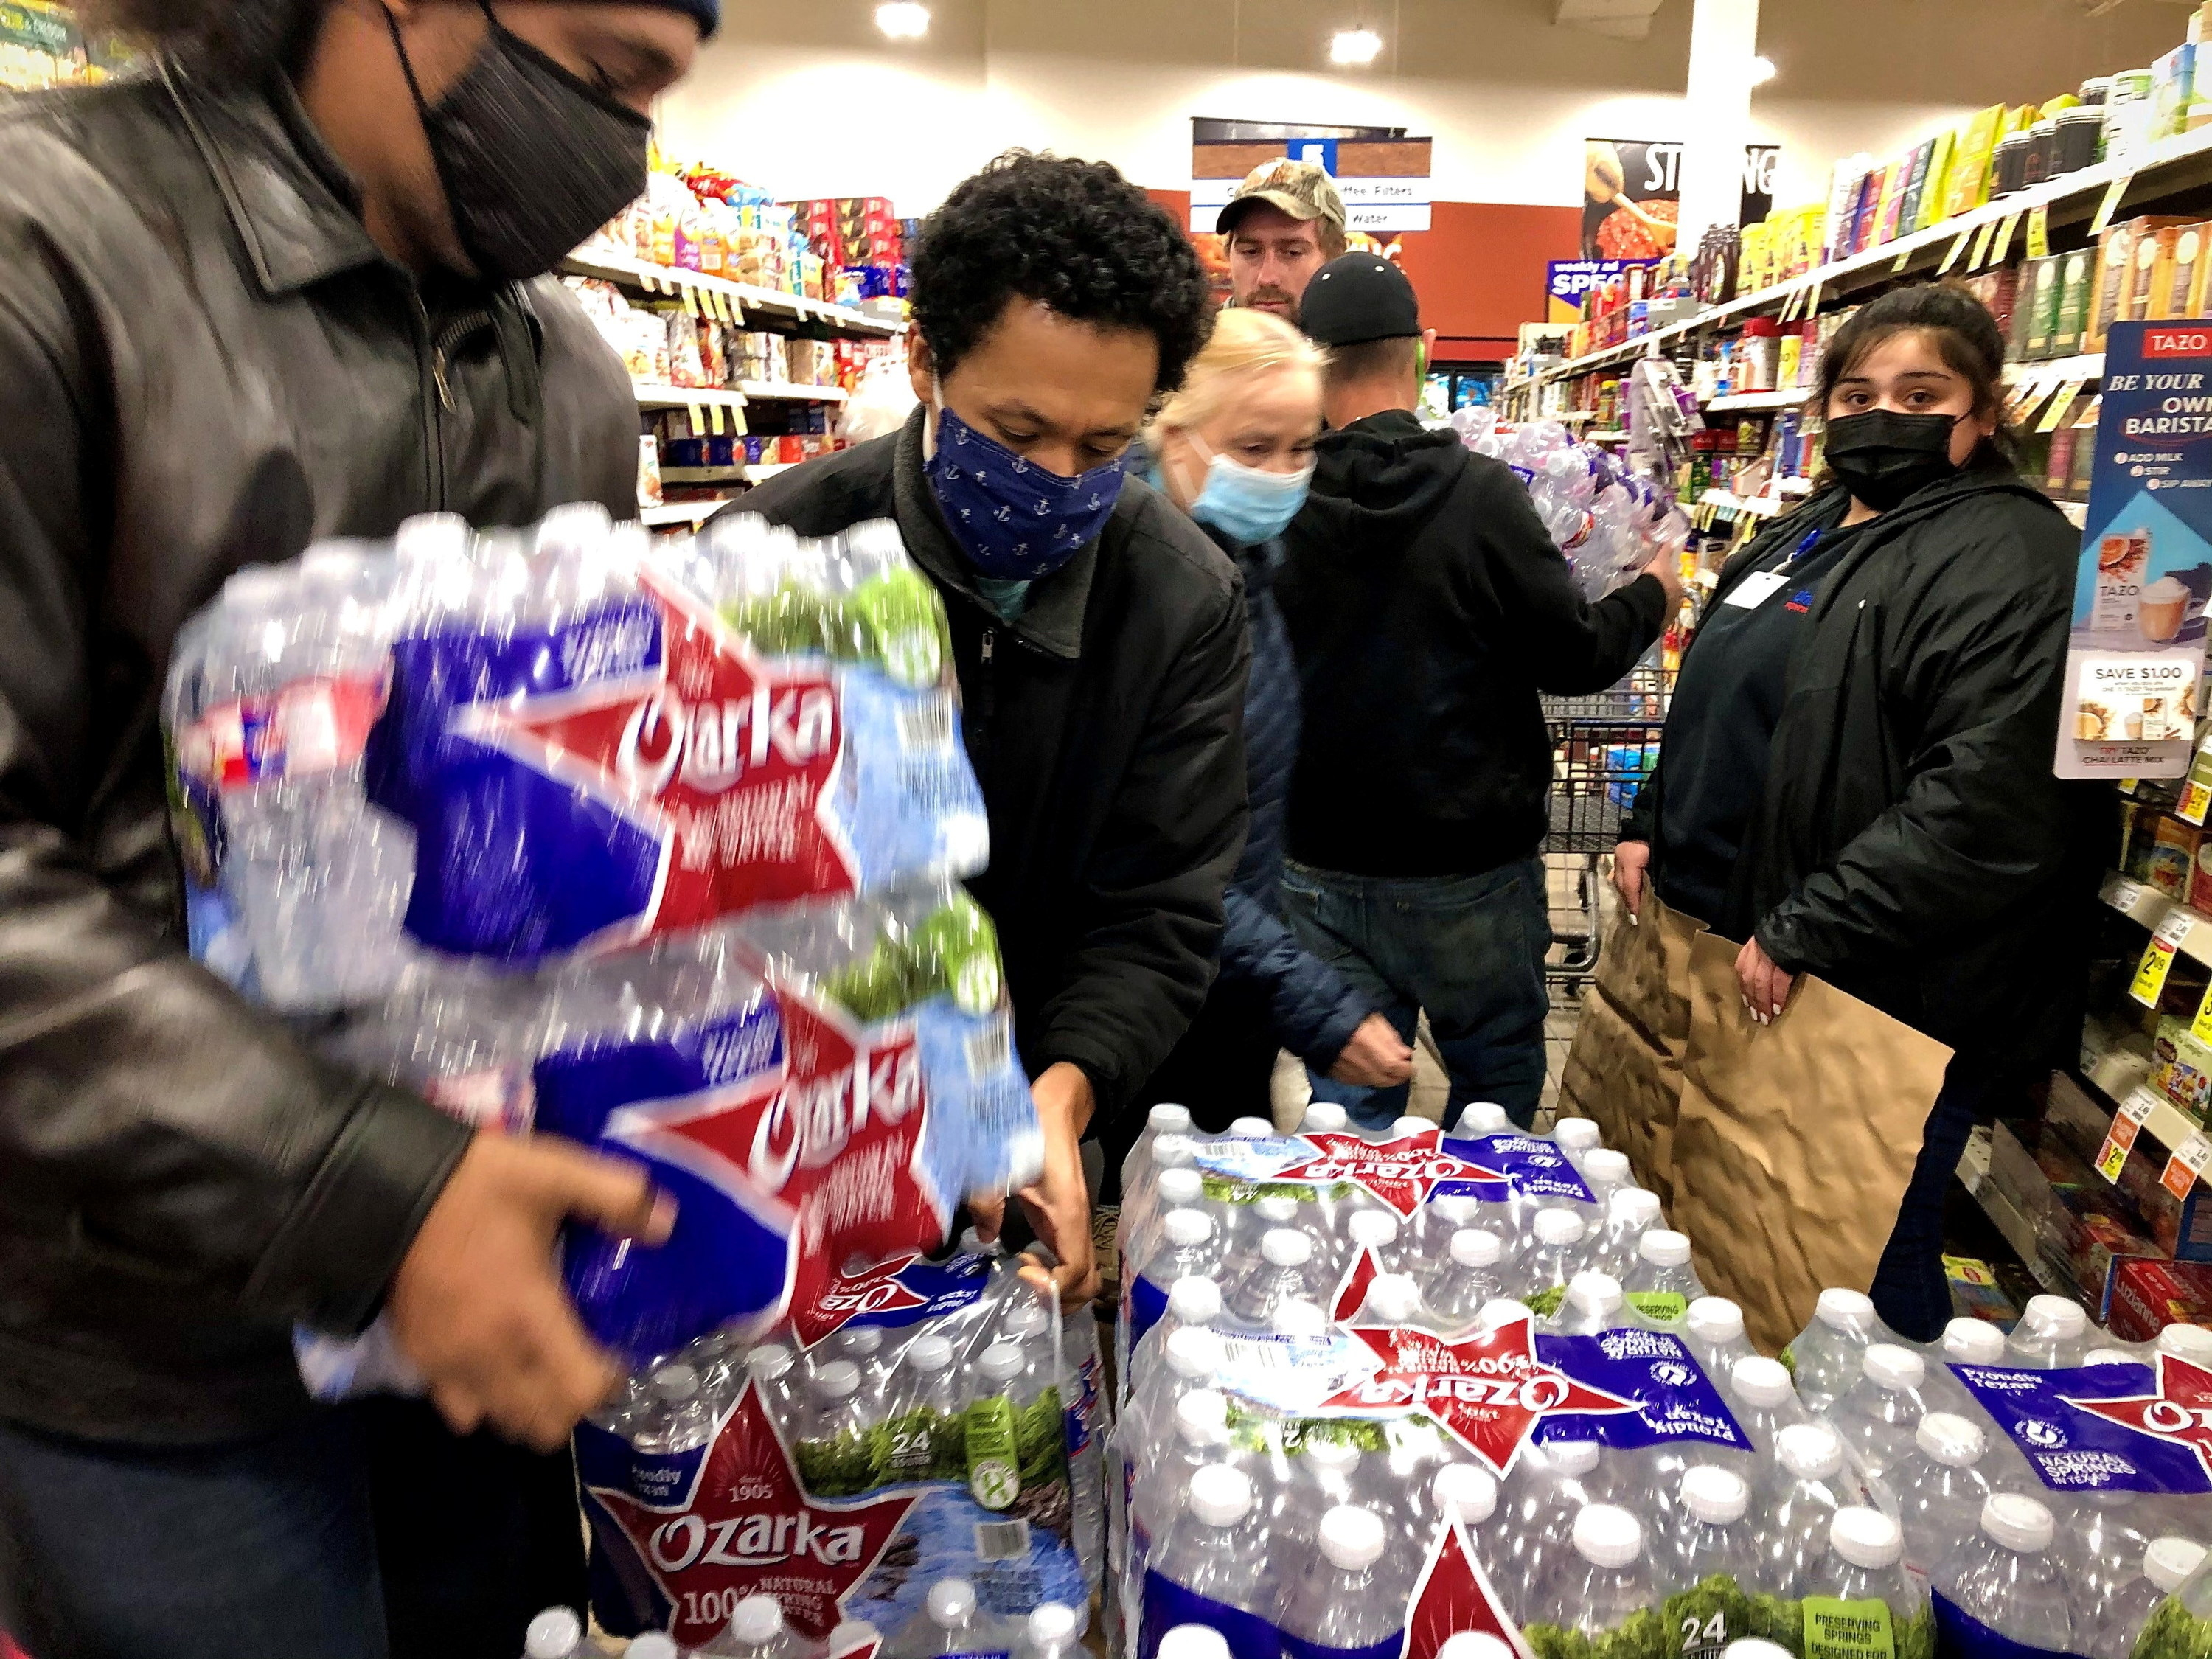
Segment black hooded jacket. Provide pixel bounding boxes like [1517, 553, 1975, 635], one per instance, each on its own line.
[1277, 410, 1669, 877]
[1627, 462, 2108, 1055]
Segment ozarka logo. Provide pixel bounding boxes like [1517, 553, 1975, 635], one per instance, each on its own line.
[615, 681, 837, 797]
[648, 1507, 871, 1573]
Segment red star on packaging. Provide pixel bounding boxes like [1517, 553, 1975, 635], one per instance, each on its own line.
[1404, 1513, 1537, 1659]
[1322, 1315, 1638, 1476]
[453, 567, 858, 950]
[588, 1378, 919, 1651]
[1273, 1129, 1509, 1218]
[2071, 1354, 2212, 1480]
[787, 1253, 932, 1350]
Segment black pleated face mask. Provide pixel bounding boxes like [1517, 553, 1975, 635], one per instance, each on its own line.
[387, 3, 652, 282]
[1823, 409, 1967, 515]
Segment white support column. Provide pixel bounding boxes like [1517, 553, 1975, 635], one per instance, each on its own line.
[1677, 0, 1761, 252]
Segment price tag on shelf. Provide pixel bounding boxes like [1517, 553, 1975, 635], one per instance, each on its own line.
[1992, 212, 2022, 266]
[2097, 1088, 2161, 1182]
[2028, 204, 2052, 260]
[1804, 280, 1823, 316]
[2011, 384, 2057, 429]
[2165, 1130, 2212, 1200]
[1892, 245, 1915, 274]
[728, 403, 748, 436]
[2092, 173, 2136, 238]
[681, 287, 700, 317]
[1969, 220, 1997, 271]
[2074, 394, 2103, 429]
[1939, 229, 1973, 274]
[2038, 380, 2087, 433]
[2191, 979, 2212, 1046]
[686, 400, 706, 435]
[708, 403, 726, 435]
[2132, 908, 2197, 1006]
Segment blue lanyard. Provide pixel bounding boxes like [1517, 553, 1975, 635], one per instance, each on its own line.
[1783, 528, 1822, 572]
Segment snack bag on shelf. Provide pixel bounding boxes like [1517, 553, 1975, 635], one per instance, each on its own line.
[575, 1253, 1085, 1652]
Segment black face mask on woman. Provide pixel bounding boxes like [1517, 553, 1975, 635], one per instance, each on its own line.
[385, 2, 653, 283]
[1823, 409, 1970, 514]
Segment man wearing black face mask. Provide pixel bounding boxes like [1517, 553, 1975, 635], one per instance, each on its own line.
[0, 4, 706, 1657]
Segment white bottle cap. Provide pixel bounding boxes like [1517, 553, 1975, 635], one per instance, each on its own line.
[1775, 1422, 1845, 1480]
[1318, 1504, 1388, 1570]
[629, 1637, 681, 1659]
[1431, 1195, 1481, 1228]
[975, 1342, 1025, 1384]
[1165, 1326, 1225, 1380]
[1306, 1436, 1362, 1475]
[2022, 1295, 2086, 1339]
[2087, 1348, 2140, 1368]
[1175, 1389, 1231, 1444]
[1167, 1277, 1225, 1326]
[1273, 1298, 1329, 1338]
[1567, 1272, 1624, 1316]
[1862, 1343, 1926, 1391]
[837, 1326, 884, 1357]
[1534, 1209, 1586, 1248]
[1478, 1298, 1534, 1332]
[652, 1363, 700, 1404]
[1941, 1318, 2006, 1366]
[524, 1607, 583, 1659]
[813, 1359, 863, 1399]
[1571, 1503, 1642, 1568]
[1721, 1644, 1795, 1659]
[828, 1619, 880, 1658]
[1301, 1102, 1350, 1134]
[2149, 1537, 2209, 1594]
[1554, 1119, 1602, 1153]
[1366, 1274, 1425, 1324]
[729, 1594, 786, 1644]
[1450, 1228, 1505, 1268]
[2159, 1324, 2212, 1363]
[1686, 1298, 1745, 1346]
[1830, 1508, 1902, 1570]
[1440, 1637, 1516, 1659]
[1914, 1411, 1986, 1467]
[1261, 1228, 1314, 1267]
[1680, 1464, 1750, 1525]
[1150, 1103, 1194, 1134]
[1255, 1196, 1301, 1225]
[1189, 1462, 1254, 1526]
[1545, 1437, 1601, 1475]
[1609, 1189, 1663, 1231]
[1638, 1230, 1693, 1268]
[1584, 1149, 1632, 1186]
[1156, 1169, 1206, 1208]
[1229, 1116, 1277, 1138]
[1980, 1493, 2056, 1553]
[1458, 1104, 1512, 1134]
[1390, 1116, 1433, 1138]
[1816, 1287, 1876, 1329]
[1154, 1135, 1197, 1171]
[926, 1579, 978, 1626]
[1162, 1209, 1216, 1250]
[747, 1343, 794, 1381]
[394, 512, 473, 564]
[1348, 1210, 1401, 1249]
[1431, 1463, 1499, 1525]
[1028, 1603, 1082, 1646]
[1002, 1299, 1051, 1340]
[1158, 1629, 1234, 1659]
[1731, 1356, 1795, 1408]
[905, 1334, 955, 1374]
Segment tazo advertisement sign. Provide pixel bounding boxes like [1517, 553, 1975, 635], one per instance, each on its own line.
[2057, 320, 2212, 779]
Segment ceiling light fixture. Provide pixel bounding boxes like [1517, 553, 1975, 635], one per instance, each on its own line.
[876, 2, 931, 40]
[1749, 55, 1778, 86]
[1330, 27, 1384, 66]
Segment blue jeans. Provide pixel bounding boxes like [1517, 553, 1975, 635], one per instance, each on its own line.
[1280, 857, 1552, 1132]
[0, 1409, 386, 1659]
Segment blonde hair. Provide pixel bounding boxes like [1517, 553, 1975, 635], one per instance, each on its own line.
[1149, 308, 1329, 443]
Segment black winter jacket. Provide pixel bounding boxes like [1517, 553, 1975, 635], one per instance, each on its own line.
[742, 411, 1252, 1133]
[1627, 463, 2107, 1054]
[0, 70, 636, 1441]
[1279, 410, 1669, 877]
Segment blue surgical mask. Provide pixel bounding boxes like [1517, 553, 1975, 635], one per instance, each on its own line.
[922, 397, 1127, 581]
[1187, 440, 1315, 546]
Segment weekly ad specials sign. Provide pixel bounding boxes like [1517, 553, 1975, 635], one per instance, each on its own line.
[2060, 321, 2212, 779]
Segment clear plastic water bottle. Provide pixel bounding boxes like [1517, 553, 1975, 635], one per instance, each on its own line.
[522, 1607, 585, 1659]
[1550, 1271, 1629, 1336]
[1279, 1506, 1400, 1658]
[1272, 1298, 1329, 1338]
[1423, 1461, 1500, 1543]
[1411, 1194, 1485, 1271]
[1496, 1438, 1602, 1593]
[1888, 1411, 1994, 1593]
[1129, 1326, 1227, 1437]
[1622, 1231, 1703, 1328]
[1272, 1434, 1368, 1553]
[1357, 1272, 1427, 1328]
[1226, 1228, 1322, 1325]
[1580, 1148, 1633, 1208]
[1301, 1102, 1350, 1135]
[706, 1593, 808, 1659]
[897, 1579, 1003, 1659]
[2091, 1537, 2209, 1659]
[1787, 1288, 1883, 1416]
[2067, 1489, 2167, 1633]
[1685, 1298, 1755, 1381]
[1439, 1637, 1516, 1659]
[1763, 1423, 1857, 1593]
[2157, 1322, 2212, 1366]
[1829, 1344, 1929, 1481]
[1139, 1464, 1277, 1659]
[1799, 1509, 1928, 1656]
[1228, 1116, 1277, 1138]
[1340, 1208, 1405, 1278]
[1123, 1210, 1225, 1382]
[1135, 1391, 1239, 1554]
[1479, 1297, 1534, 1333]
[1518, 1208, 1589, 1314]
[1917, 1317, 2007, 1415]
[1123, 1167, 1208, 1284]
[2006, 1295, 2092, 1369]
[1428, 1230, 1511, 1327]
[1552, 1119, 1604, 1169]
[1542, 1505, 1655, 1639]
[1933, 1495, 2075, 1656]
[1726, 1357, 1807, 1454]
[744, 1343, 800, 1430]
[1129, 1277, 1225, 1397]
[1671, 1464, 1753, 1590]
[1155, 1627, 1233, 1659]
[1385, 1114, 1433, 1141]
[628, 1635, 681, 1659]
[633, 1363, 714, 1454]
[1124, 1102, 1195, 1196]
[1457, 1102, 1512, 1135]
[806, 1359, 871, 1450]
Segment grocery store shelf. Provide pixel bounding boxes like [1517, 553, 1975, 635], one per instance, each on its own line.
[658, 465, 747, 484]
[739, 380, 848, 403]
[563, 249, 903, 336]
[2006, 353, 2106, 387]
[639, 500, 728, 526]
[747, 462, 801, 480]
[2059, 501, 2089, 529]
[1537, 122, 2212, 388]
[634, 384, 748, 410]
[1966, 1172, 2078, 1303]
[2098, 869, 2212, 969]
[1704, 389, 1808, 413]
[1587, 430, 1630, 443]
[1697, 488, 1784, 518]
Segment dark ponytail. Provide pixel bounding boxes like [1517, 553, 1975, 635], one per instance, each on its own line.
[1809, 279, 2017, 464]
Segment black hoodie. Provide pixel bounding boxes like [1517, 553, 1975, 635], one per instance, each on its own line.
[1276, 409, 1669, 877]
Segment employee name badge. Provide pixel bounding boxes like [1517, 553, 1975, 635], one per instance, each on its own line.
[1723, 570, 1790, 609]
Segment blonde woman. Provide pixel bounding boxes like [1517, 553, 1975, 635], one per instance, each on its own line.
[1128, 308, 1413, 1141]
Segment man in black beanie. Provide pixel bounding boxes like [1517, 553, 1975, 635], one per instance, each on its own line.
[1277, 254, 1681, 1131]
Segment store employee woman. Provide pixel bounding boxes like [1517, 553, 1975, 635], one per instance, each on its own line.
[1615, 282, 2104, 1340]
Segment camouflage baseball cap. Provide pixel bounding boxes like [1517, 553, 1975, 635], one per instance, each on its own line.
[1217, 158, 1349, 238]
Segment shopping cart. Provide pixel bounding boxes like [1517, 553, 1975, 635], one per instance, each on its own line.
[1542, 671, 1669, 995]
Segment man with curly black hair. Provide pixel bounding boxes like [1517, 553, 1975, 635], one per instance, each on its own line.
[0, 3, 708, 1657]
[744, 151, 1250, 1303]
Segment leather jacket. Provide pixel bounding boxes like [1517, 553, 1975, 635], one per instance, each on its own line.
[0, 65, 636, 1442]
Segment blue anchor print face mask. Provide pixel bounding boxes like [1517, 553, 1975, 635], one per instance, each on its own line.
[921, 392, 1129, 582]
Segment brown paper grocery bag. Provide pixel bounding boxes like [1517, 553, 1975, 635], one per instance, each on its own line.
[1557, 892, 1708, 1208]
[1671, 931, 1952, 1356]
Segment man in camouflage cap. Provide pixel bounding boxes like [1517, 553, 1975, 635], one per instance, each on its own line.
[1218, 156, 1349, 324]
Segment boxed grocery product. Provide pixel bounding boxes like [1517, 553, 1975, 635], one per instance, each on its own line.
[1944, 105, 2008, 216]
[2054, 248, 2096, 356]
[2149, 223, 2212, 320]
[1943, 1256, 2023, 1326]
[2025, 255, 2065, 359]
[2151, 815, 2205, 897]
[2154, 1013, 2212, 1118]
[1916, 132, 1955, 233]
[2108, 1257, 2212, 1339]
[2090, 218, 2188, 352]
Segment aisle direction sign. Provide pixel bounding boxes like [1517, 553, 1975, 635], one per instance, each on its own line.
[1192, 136, 1434, 234]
